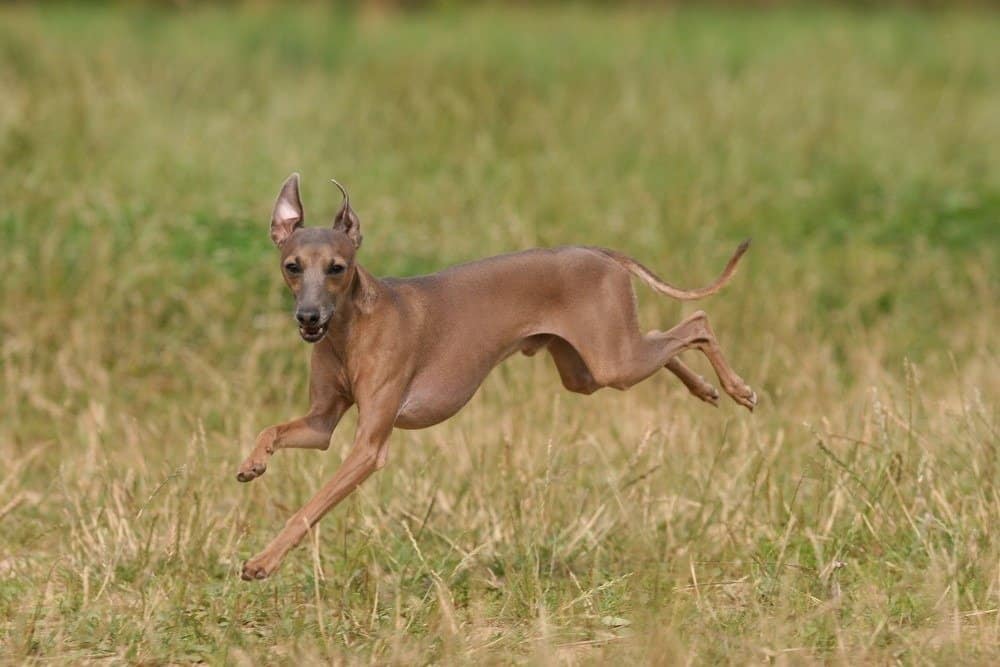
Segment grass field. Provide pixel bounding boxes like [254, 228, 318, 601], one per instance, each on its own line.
[1, 3, 998, 664]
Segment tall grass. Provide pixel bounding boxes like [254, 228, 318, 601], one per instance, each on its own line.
[1, 4, 997, 664]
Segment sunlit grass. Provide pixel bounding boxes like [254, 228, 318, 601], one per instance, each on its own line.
[1, 4, 997, 664]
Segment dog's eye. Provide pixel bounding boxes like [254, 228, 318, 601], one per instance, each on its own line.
[284, 262, 302, 274]
[326, 264, 345, 276]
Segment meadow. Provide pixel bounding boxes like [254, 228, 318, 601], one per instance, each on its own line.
[1, 3, 998, 664]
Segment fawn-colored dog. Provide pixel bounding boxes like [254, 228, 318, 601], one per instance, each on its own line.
[237, 173, 755, 580]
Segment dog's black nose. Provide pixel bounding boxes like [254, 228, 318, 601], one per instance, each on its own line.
[296, 309, 320, 327]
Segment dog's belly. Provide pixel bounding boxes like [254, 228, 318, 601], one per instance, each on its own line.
[393, 340, 529, 429]
[393, 381, 482, 429]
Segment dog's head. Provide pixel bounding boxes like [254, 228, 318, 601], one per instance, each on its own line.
[268, 173, 365, 343]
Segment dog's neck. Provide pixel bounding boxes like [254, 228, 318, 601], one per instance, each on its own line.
[350, 264, 380, 316]
[321, 263, 381, 355]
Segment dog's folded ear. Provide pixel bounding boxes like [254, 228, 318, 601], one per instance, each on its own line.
[270, 173, 304, 247]
[332, 179, 362, 249]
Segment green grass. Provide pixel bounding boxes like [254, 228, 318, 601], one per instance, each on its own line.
[1, 4, 998, 664]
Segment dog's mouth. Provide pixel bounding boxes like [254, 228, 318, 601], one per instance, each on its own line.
[298, 321, 330, 343]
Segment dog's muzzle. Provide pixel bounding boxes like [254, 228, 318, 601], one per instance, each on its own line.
[298, 321, 329, 343]
[295, 309, 330, 343]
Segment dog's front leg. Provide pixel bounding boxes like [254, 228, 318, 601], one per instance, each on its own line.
[236, 396, 351, 482]
[240, 398, 397, 580]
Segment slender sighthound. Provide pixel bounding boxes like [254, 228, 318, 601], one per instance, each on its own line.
[237, 173, 756, 580]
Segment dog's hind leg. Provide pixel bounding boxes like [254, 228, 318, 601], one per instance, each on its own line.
[548, 337, 724, 406]
[575, 310, 755, 410]
[547, 336, 602, 395]
[648, 312, 755, 410]
[676, 311, 756, 410]
[665, 357, 720, 406]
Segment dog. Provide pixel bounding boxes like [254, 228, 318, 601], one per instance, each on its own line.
[237, 173, 755, 579]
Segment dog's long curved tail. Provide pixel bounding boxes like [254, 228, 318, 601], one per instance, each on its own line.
[596, 239, 750, 301]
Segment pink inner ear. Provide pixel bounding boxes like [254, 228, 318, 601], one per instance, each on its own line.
[275, 200, 301, 225]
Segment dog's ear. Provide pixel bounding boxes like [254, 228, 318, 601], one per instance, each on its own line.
[331, 179, 362, 249]
[270, 173, 304, 247]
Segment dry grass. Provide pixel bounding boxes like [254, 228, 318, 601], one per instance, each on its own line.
[1, 4, 998, 664]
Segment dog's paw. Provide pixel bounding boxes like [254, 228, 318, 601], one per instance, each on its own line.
[236, 455, 268, 482]
[698, 383, 721, 406]
[241, 552, 282, 580]
[675, 369, 720, 406]
[730, 384, 757, 412]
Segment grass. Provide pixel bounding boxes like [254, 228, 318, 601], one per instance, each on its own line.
[1, 3, 998, 664]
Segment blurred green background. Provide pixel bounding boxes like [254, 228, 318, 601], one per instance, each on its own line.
[1, 2, 997, 663]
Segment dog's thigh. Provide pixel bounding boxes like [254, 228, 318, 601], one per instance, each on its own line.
[554, 275, 647, 378]
[547, 337, 601, 394]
